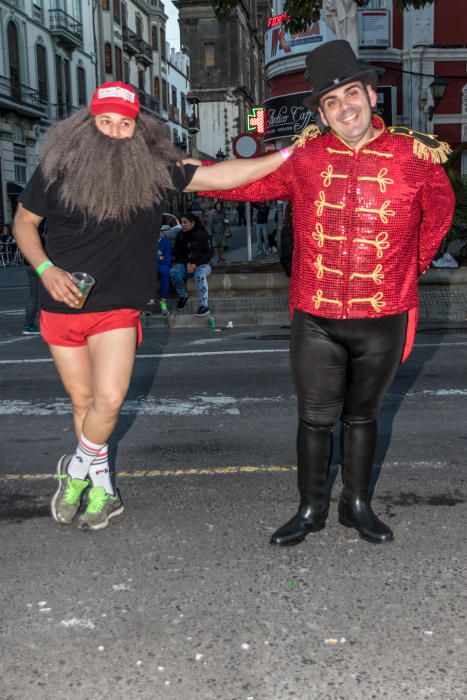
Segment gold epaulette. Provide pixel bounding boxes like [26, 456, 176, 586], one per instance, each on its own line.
[387, 126, 452, 164]
[292, 124, 322, 149]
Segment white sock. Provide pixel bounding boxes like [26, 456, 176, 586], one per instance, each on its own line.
[89, 445, 114, 495]
[67, 434, 106, 481]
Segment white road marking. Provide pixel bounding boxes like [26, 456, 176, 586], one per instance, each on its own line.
[0, 340, 466, 365]
[0, 388, 464, 417]
[0, 336, 37, 347]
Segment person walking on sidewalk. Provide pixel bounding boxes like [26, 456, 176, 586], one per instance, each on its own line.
[13, 81, 296, 531]
[253, 202, 270, 255]
[170, 213, 213, 316]
[199, 40, 455, 545]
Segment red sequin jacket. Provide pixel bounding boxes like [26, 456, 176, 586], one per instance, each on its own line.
[200, 120, 455, 360]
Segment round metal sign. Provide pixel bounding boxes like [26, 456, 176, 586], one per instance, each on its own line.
[232, 133, 260, 158]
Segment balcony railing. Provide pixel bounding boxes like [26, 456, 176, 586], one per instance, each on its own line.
[122, 28, 153, 64]
[0, 75, 48, 117]
[123, 26, 138, 54]
[187, 114, 200, 134]
[135, 38, 153, 65]
[49, 9, 83, 48]
[131, 85, 160, 115]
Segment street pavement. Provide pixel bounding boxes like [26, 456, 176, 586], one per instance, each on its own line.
[0, 265, 466, 699]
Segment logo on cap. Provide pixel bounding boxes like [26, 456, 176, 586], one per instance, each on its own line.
[97, 86, 135, 103]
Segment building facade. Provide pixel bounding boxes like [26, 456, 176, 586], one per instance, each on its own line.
[264, 0, 467, 176]
[174, 0, 271, 160]
[0, 0, 94, 225]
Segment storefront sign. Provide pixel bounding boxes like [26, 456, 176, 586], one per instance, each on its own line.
[264, 92, 315, 142]
[265, 21, 336, 67]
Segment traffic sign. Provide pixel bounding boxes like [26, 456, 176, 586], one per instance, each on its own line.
[232, 132, 260, 158]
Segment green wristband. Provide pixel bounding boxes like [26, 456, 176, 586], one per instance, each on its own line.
[36, 260, 54, 276]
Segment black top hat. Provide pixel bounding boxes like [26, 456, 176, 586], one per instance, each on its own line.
[303, 40, 378, 111]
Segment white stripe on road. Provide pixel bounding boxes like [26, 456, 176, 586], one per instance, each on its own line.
[0, 340, 467, 365]
[0, 389, 465, 417]
[0, 395, 245, 416]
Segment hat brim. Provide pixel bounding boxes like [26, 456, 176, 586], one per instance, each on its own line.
[303, 67, 378, 112]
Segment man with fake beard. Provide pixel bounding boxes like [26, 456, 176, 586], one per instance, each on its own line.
[199, 41, 455, 545]
[14, 81, 294, 530]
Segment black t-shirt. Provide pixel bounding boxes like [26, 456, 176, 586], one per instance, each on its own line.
[19, 163, 197, 313]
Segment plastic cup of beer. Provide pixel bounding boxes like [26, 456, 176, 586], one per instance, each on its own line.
[71, 271, 95, 309]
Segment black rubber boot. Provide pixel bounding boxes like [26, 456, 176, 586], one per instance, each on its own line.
[270, 421, 332, 546]
[338, 420, 394, 543]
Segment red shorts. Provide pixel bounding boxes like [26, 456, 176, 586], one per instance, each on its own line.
[40, 309, 143, 348]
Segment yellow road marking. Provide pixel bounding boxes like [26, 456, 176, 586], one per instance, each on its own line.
[1, 464, 296, 482]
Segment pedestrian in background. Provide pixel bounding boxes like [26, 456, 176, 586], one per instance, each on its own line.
[22, 219, 47, 335]
[170, 213, 213, 316]
[236, 201, 247, 226]
[254, 202, 270, 256]
[157, 230, 172, 316]
[210, 201, 227, 263]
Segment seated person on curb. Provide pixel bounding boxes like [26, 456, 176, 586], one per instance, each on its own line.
[157, 231, 172, 316]
[170, 213, 213, 317]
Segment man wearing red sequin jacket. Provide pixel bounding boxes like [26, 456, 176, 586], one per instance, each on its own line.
[200, 41, 455, 546]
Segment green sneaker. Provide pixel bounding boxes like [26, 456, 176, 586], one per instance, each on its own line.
[78, 486, 124, 531]
[51, 455, 90, 524]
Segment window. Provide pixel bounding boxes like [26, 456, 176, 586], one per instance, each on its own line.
[64, 59, 72, 114]
[33, 0, 43, 22]
[105, 43, 112, 74]
[161, 78, 168, 110]
[55, 54, 64, 117]
[102, 0, 109, 9]
[136, 14, 143, 39]
[160, 28, 166, 59]
[181, 93, 186, 117]
[123, 60, 129, 84]
[115, 46, 122, 81]
[171, 86, 177, 107]
[15, 165, 27, 184]
[36, 44, 48, 102]
[77, 66, 86, 105]
[153, 77, 160, 100]
[204, 43, 215, 68]
[152, 25, 158, 51]
[138, 69, 145, 91]
[113, 0, 120, 24]
[8, 22, 21, 100]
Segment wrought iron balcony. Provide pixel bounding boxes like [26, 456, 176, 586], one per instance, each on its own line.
[123, 27, 138, 55]
[135, 38, 153, 66]
[132, 85, 160, 115]
[187, 114, 200, 134]
[49, 9, 83, 49]
[0, 75, 48, 118]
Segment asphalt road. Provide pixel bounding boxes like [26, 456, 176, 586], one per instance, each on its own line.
[0, 276, 466, 700]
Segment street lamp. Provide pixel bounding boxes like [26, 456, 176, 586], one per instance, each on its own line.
[216, 149, 226, 162]
[428, 77, 448, 121]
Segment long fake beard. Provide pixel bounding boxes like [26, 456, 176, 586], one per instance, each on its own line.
[40, 109, 180, 224]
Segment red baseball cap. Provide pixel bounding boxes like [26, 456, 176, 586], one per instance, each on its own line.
[90, 81, 140, 120]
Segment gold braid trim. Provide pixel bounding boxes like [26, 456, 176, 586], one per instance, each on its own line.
[388, 126, 452, 164]
[292, 125, 322, 149]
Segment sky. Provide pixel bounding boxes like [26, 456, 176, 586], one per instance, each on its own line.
[165, 0, 181, 50]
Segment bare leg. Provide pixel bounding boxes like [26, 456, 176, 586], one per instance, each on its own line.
[49, 326, 137, 444]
